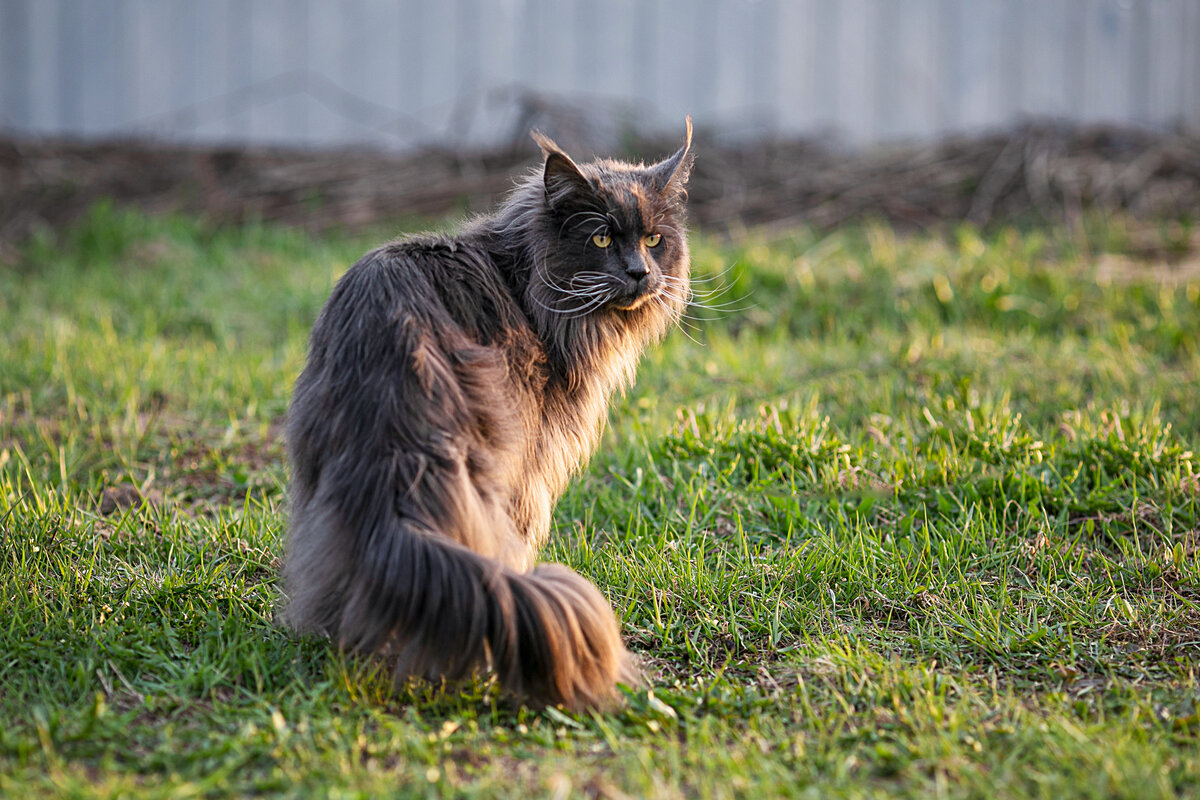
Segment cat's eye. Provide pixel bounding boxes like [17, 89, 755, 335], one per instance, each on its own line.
[643, 233, 662, 248]
[591, 233, 612, 248]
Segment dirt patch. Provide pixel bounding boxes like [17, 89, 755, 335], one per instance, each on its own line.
[98, 483, 164, 515]
[2, 123, 1198, 249]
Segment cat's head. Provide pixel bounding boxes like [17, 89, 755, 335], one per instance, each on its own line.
[527, 120, 693, 326]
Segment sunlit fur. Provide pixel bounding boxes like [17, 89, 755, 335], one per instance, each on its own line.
[282, 122, 694, 710]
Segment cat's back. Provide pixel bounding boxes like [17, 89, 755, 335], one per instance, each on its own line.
[318, 234, 524, 348]
[290, 230, 542, 511]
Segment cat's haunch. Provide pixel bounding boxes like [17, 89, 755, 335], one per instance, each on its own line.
[282, 120, 694, 710]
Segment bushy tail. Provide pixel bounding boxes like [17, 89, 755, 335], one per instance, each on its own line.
[283, 513, 637, 711]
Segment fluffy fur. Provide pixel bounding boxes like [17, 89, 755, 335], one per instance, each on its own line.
[282, 121, 694, 710]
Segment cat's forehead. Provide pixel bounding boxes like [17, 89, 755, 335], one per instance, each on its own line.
[584, 167, 665, 233]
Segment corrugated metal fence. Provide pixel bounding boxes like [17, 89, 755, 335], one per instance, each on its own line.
[1, 0, 1198, 150]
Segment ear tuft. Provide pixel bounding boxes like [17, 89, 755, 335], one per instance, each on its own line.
[532, 131, 593, 209]
[649, 116, 694, 197]
[530, 130, 563, 160]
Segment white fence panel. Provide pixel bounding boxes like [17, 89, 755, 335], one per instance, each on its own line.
[0, 0, 1196, 150]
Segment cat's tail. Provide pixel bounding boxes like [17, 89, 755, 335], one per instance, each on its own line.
[283, 510, 638, 711]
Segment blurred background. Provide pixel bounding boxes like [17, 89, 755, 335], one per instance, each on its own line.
[2, 0, 1199, 241]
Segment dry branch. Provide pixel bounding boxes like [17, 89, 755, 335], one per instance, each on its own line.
[2, 123, 1198, 246]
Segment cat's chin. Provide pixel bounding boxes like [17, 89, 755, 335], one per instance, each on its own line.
[610, 279, 668, 312]
[611, 292, 656, 312]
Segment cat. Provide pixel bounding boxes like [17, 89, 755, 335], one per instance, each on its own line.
[282, 120, 693, 710]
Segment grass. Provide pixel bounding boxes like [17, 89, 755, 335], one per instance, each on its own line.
[1, 201, 1198, 798]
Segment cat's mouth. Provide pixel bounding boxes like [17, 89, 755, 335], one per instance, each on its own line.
[611, 282, 660, 312]
[612, 294, 653, 311]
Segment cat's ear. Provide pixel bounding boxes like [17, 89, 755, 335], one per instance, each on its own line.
[648, 117, 694, 198]
[531, 131, 593, 208]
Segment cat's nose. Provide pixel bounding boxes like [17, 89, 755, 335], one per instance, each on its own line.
[624, 259, 648, 281]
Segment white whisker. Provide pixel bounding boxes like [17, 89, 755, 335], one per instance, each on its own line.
[531, 290, 614, 317]
[686, 262, 743, 285]
[651, 292, 704, 346]
[558, 210, 609, 238]
[689, 296, 757, 312]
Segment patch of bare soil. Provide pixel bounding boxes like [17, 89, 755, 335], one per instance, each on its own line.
[98, 483, 164, 516]
[2, 123, 1198, 250]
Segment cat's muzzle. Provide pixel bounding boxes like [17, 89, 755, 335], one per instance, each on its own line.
[612, 276, 659, 311]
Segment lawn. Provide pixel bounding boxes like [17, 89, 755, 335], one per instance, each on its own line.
[1, 203, 1198, 798]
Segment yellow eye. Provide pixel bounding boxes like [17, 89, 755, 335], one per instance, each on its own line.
[591, 233, 612, 248]
[644, 233, 662, 248]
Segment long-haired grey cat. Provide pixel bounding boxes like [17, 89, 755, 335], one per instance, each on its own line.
[283, 120, 694, 710]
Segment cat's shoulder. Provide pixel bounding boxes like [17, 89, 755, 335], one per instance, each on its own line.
[380, 232, 463, 257]
[346, 233, 494, 278]
[331, 232, 520, 338]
